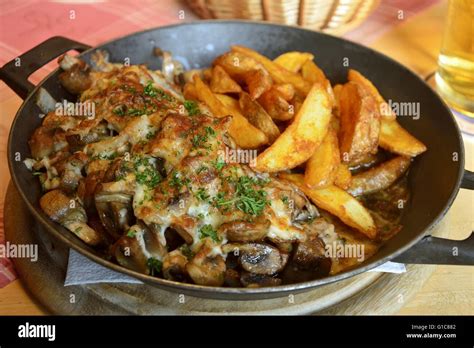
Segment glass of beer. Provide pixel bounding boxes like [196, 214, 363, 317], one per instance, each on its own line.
[435, 0, 474, 134]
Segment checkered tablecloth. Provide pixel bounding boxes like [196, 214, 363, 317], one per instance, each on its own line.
[0, 0, 440, 287]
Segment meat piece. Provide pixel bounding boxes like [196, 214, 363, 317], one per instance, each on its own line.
[29, 126, 55, 160]
[146, 113, 193, 173]
[347, 156, 411, 196]
[240, 271, 282, 288]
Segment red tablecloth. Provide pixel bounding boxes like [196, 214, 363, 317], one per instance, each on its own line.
[0, 0, 440, 287]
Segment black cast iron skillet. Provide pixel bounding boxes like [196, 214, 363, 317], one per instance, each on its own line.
[2, 21, 474, 300]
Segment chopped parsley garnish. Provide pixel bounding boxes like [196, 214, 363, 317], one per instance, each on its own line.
[180, 244, 194, 260]
[127, 108, 146, 116]
[126, 230, 136, 238]
[195, 187, 210, 201]
[281, 196, 289, 205]
[196, 165, 208, 174]
[191, 133, 209, 149]
[191, 126, 216, 149]
[113, 105, 126, 116]
[205, 126, 216, 137]
[212, 158, 226, 171]
[147, 257, 162, 276]
[144, 81, 174, 101]
[184, 100, 200, 116]
[213, 176, 269, 216]
[122, 84, 137, 94]
[146, 130, 156, 140]
[144, 81, 158, 97]
[199, 224, 220, 242]
[133, 156, 162, 189]
[169, 171, 190, 191]
[92, 152, 118, 160]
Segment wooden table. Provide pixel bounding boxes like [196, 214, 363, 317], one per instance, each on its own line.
[0, 1, 473, 315]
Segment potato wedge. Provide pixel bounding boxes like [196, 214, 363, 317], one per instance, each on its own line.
[239, 92, 280, 143]
[215, 93, 240, 109]
[333, 84, 343, 102]
[379, 119, 427, 156]
[231, 45, 312, 95]
[214, 51, 263, 79]
[334, 163, 352, 190]
[273, 83, 295, 101]
[183, 82, 198, 100]
[210, 65, 242, 94]
[193, 75, 268, 148]
[213, 51, 272, 99]
[304, 126, 340, 189]
[347, 156, 411, 196]
[332, 84, 343, 118]
[280, 173, 376, 239]
[258, 86, 294, 121]
[202, 68, 213, 82]
[301, 60, 335, 106]
[243, 68, 272, 100]
[348, 69, 396, 121]
[254, 84, 332, 172]
[347, 153, 379, 170]
[339, 82, 380, 163]
[274, 51, 314, 73]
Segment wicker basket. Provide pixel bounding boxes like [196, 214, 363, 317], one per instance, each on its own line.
[186, 0, 379, 34]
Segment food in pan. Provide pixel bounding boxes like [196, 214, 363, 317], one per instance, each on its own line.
[25, 46, 426, 287]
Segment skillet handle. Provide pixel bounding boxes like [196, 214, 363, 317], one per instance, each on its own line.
[0, 36, 91, 99]
[461, 169, 474, 190]
[392, 232, 474, 265]
[393, 169, 474, 265]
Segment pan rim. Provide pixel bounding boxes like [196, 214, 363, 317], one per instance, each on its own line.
[7, 20, 466, 298]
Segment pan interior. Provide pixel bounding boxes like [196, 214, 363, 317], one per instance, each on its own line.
[8, 21, 464, 297]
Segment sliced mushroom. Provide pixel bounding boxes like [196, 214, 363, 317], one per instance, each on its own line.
[272, 179, 319, 223]
[224, 243, 284, 275]
[219, 219, 270, 242]
[77, 170, 105, 215]
[66, 122, 109, 152]
[40, 189, 102, 246]
[58, 54, 92, 94]
[162, 249, 188, 282]
[186, 240, 226, 286]
[56, 152, 89, 193]
[95, 191, 134, 240]
[240, 271, 282, 288]
[114, 223, 166, 274]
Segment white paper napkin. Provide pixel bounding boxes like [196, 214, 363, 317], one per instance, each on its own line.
[64, 249, 405, 286]
[64, 249, 142, 286]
